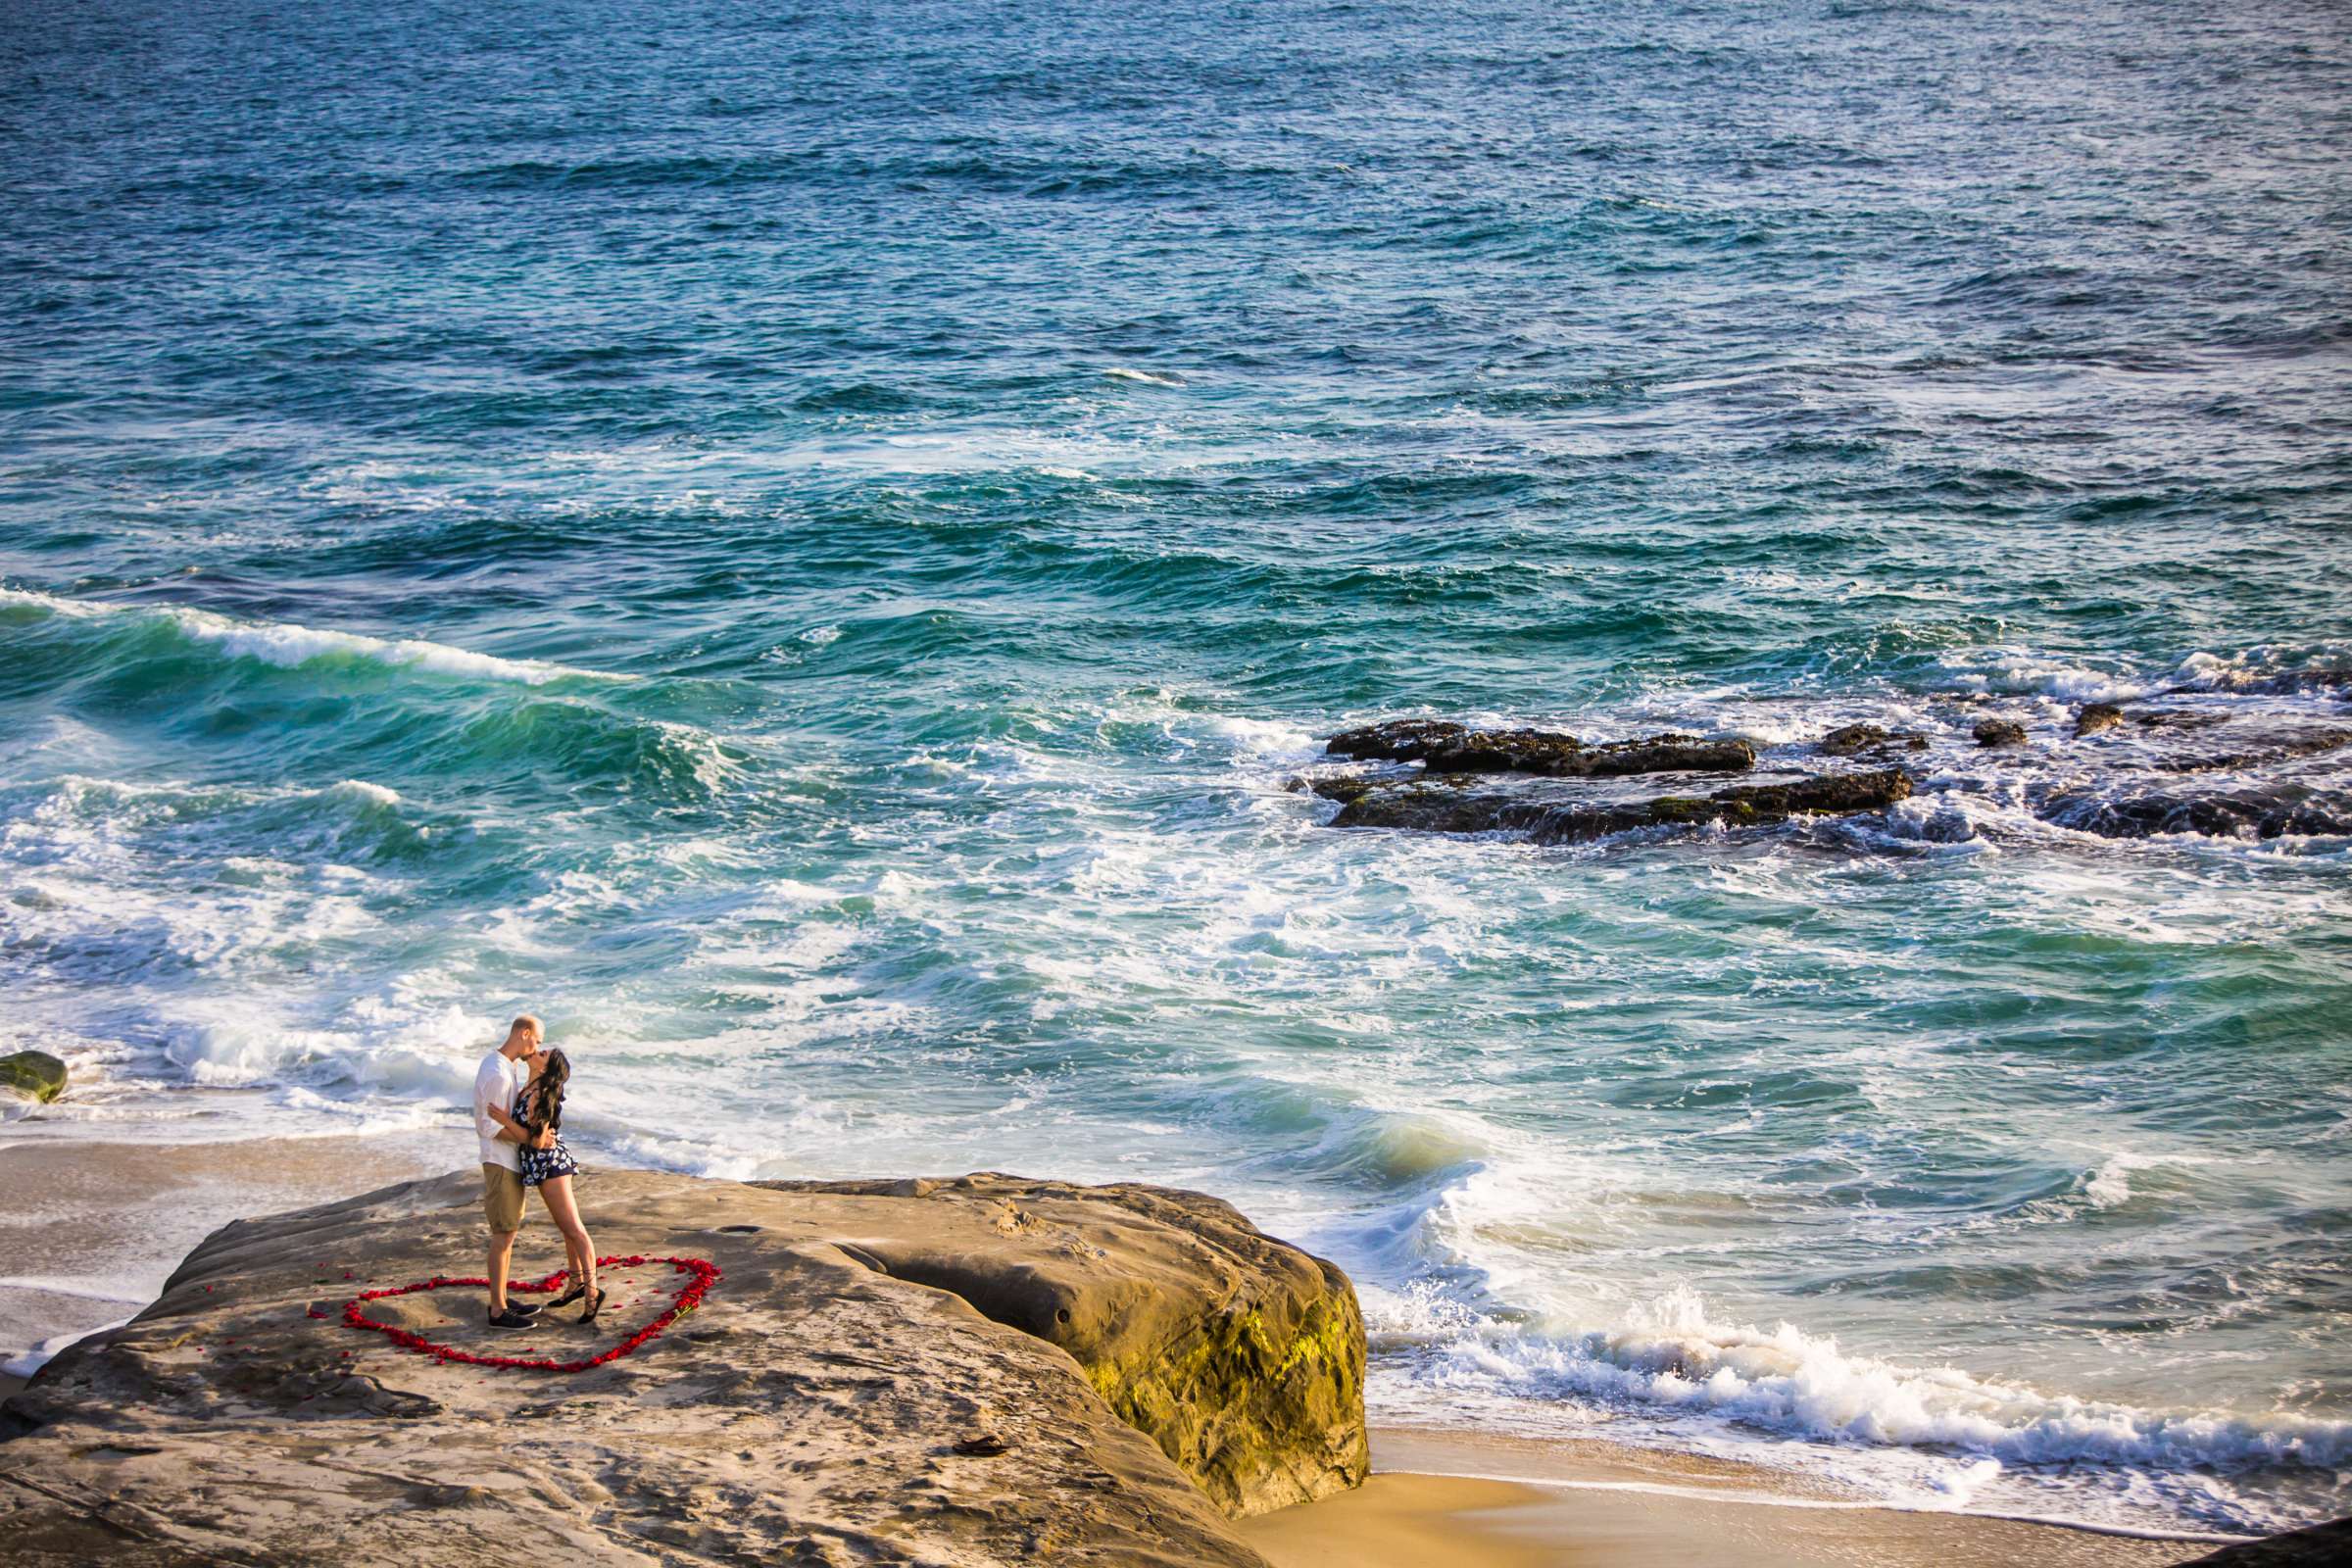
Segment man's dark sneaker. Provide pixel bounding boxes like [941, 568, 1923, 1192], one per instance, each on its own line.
[486, 1306, 535, 1329]
[510, 1299, 542, 1316]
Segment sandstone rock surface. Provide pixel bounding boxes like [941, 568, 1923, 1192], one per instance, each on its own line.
[0, 1169, 1368, 1567]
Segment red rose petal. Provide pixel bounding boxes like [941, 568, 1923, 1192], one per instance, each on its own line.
[334, 1256, 718, 1374]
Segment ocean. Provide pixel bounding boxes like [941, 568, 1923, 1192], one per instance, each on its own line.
[2, 0, 2348, 1541]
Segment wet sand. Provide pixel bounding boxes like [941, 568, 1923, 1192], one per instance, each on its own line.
[0, 1130, 447, 1393]
[1238, 1428, 2225, 1568]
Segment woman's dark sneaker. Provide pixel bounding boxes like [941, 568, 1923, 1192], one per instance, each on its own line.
[486, 1306, 535, 1329]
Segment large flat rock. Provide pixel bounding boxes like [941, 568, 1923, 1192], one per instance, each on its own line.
[0, 1169, 1369, 1566]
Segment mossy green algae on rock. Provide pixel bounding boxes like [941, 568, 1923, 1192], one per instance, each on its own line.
[763, 1173, 1370, 1518]
[0, 1051, 66, 1103]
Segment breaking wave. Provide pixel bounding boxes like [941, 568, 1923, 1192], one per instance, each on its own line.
[1, 587, 620, 686]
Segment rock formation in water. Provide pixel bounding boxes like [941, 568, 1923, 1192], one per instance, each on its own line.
[1305, 717, 1913, 847]
[1973, 717, 2029, 747]
[1304, 702, 2351, 850]
[2074, 703, 2125, 737]
[1325, 718, 1754, 777]
[0, 1050, 66, 1103]
[1820, 722, 1928, 757]
[0, 1169, 1366, 1567]
[2159, 668, 2352, 700]
[2155, 727, 2352, 774]
[1309, 766, 1911, 844]
[2041, 784, 2352, 841]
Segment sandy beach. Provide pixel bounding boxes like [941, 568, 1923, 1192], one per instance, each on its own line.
[1242, 1428, 2218, 1568]
[0, 1130, 445, 1400]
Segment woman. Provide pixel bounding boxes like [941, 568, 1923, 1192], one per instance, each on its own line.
[514, 1047, 605, 1324]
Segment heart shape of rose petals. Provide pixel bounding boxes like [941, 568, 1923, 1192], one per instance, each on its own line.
[340, 1254, 719, 1372]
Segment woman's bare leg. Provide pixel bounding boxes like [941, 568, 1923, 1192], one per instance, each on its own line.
[538, 1174, 598, 1297]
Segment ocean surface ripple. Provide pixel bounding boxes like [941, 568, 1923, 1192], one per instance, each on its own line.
[3, 0, 2348, 1539]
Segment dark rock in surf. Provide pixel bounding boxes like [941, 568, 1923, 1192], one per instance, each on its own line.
[1424, 731, 1754, 779]
[1298, 774, 1374, 806]
[1324, 718, 1471, 763]
[1707, 770, 1916, 819]
[2074, 704, 2125, 737]
[0, 1050, 66, 1104]
[2040, 785, 2352, 841]
[1326, 769, 1912, 845]
[1325, 779, 1625, 840]
[2173, 667, 2352, 700]
[2158, 727, 2352, 775]
[1973, 718, 2029, 748]
[1413, 725, 1591, 773]
[1820, 723, 1927, 757]
[1324, 718, 1754, 778]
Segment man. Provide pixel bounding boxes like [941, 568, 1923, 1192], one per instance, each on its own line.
[472, 1014, 546, 1330]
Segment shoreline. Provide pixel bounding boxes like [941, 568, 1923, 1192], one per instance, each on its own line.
[0, 1133, 2288, 1564]
[1240, 1427, 2226, 1567]
[0, 1127, 449, 1388]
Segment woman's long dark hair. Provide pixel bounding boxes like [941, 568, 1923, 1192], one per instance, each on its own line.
[520, 1048, 568, 1137]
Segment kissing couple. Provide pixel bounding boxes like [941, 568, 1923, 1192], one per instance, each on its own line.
[470, 1014, 606, 1330]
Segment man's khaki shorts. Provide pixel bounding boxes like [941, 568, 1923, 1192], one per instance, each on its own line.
[481, 1162, 526, 1233]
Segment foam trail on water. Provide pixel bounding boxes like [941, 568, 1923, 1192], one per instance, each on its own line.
[1, 1320, 136, 1381]
[1378, 1281, 2352, 1472]
[0, 587, 620, 686]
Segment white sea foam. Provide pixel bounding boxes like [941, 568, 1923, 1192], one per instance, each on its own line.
[0, 1320, 135, 1381]
[0, 586, 112, 620]
[1202, 712, 1320, 761]
[1935, 648, 2156, 704]
[2083, 1154, 2143, 1209]
[2172, 648, 2352, 693]
[2075, 1150, 2225, 1211]
[171, 606, 611, 684]
[1383, 1283, 2352, 1476]
[1934, 643, 2351, 707]
[327, 778, 401, 807]
[1104, 365, 1187, 386]
[1, 587, 617, 685]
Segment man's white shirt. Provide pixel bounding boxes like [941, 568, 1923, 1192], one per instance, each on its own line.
[473, 1050, 525, 1172]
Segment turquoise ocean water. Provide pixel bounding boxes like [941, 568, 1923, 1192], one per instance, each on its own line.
[3, 0, 2349, 1540]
